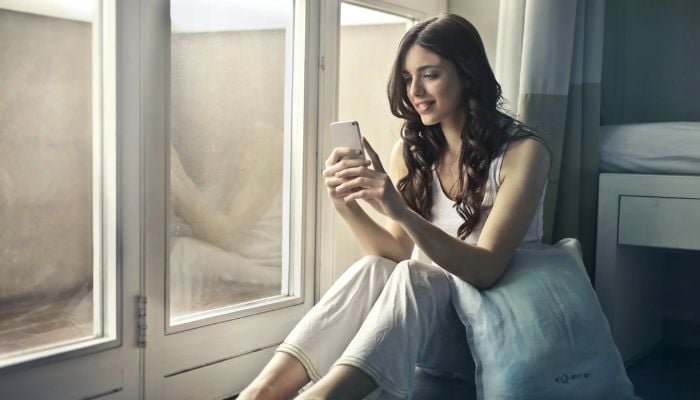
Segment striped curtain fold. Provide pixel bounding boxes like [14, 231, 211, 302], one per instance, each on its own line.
[495, 0, 605, 276]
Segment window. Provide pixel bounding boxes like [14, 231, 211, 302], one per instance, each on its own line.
[167, 0, 295, 328]
[0, 0, 116, 368]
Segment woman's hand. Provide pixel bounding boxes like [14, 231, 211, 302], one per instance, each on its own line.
[323, 147, 371, 209]
[333, 137, 409, 221]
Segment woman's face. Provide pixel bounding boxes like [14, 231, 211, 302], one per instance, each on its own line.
[402, 44, 464, 128]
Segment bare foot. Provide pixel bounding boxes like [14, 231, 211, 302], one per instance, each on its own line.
[237, 383, 283, 400]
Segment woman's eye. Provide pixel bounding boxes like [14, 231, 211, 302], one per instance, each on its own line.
[423, 73, 437, 80]
[403, 76, 412, 83]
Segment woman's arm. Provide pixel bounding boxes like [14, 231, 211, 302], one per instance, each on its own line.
[325, 141, 415, 262]
[341, 136, 549, 289]
[171, 123, 283, 252]
[396, 138, 549, 288]
[334, 203, 413, 263]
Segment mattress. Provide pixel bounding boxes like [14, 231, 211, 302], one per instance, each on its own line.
[599, 122, 700, 175]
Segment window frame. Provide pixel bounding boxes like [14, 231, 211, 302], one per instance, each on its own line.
[162, 0, 312, 334]
[0, 0, 119, 371]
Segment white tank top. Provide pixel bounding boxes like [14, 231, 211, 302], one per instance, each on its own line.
[429, 134, 545, 246]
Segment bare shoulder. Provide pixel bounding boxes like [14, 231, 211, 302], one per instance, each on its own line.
[500, 135, 550, 184]
[388, 138, 409, 181]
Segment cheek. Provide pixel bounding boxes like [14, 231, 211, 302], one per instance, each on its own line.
[447, 82, 464, 105]
[435, 81, 463, 110]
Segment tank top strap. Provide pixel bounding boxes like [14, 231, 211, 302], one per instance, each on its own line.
[490, 122, 524, 192]
[491, 144, 506, 193]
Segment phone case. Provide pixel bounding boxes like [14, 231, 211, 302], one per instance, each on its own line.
[330, 120, 364, 159]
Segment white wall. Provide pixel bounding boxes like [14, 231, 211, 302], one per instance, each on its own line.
[448, 0, 501, 68]
[389, 0, 448, 17]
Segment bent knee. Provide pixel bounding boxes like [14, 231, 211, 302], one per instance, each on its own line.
[359, 255, 398, 272]
[341, 255, 398, 281]
[392, 259, 450, 288]
[394, 259, 434, 275]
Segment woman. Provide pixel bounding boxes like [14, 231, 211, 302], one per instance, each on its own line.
[240, 13, 550, 399]
[169, 118, 284, 313]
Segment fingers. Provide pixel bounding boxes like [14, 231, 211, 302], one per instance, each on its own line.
[334, 164, 377, 180]
[329, 185, 361, 199]
[323, 141, 389, 206]
[326, 178, 346, 192]
[325, 147, 363, 167]
[324, 160, 371, 200]
[335, 176, 375, 193]
[323, 157, 371, 178]
[361, 137, 386, 173]
[342, 188, 377, 203]
[328, 173, 373, 194]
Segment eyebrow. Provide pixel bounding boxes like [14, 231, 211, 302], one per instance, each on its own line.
[402, 65, 441, 74]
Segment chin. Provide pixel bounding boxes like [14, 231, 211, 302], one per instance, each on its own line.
[420, 115, 440, 126]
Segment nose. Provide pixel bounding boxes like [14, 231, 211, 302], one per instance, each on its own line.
[408, 78, 424, 98]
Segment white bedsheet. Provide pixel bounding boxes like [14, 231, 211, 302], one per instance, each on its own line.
[600, 122, 700, 175]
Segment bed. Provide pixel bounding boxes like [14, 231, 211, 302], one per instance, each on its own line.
[595, 122, 700, 364]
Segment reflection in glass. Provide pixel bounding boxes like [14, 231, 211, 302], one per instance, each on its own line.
[168, 0, 291, 324]
[0, 1, 96, 363]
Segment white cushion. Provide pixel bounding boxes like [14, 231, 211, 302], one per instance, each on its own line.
[449, 238, 638, 399]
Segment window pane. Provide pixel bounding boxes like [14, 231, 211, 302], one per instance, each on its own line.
[168, 0, 291, 325]
[333, 3, 411, 272]
[0, 1, 97, 365]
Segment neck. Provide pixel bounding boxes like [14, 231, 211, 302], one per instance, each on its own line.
[440, 110, 466, 161]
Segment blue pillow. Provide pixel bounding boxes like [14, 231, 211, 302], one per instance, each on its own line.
[449, 239, 639, 399]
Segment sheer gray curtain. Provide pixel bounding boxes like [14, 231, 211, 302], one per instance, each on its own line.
[496, 0, 605, 275]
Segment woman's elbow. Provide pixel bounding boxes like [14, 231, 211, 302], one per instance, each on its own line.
[483, 263, 509, 289]
[460, 261, 508, 290]
[475, 275, 501, 290]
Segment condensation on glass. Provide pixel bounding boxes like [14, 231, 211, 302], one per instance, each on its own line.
[0, 0, 101, 366]
[332, 3, 412, 274]
[168, 0, 292, 326]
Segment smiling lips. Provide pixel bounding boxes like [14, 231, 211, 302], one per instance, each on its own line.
[413, 100, 434, 113]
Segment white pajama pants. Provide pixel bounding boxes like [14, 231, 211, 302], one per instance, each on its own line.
[277, 255, 474, 399]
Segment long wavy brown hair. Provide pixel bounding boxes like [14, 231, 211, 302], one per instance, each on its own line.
[388, 14, 531, 239]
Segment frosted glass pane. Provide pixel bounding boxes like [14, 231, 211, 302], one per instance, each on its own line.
[168, 0, 291, 324]
[0, 6, 96, 362]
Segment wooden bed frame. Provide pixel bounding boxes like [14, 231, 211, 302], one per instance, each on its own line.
[595, 173, 700, 363]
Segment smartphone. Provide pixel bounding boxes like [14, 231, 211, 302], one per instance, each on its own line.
[330, 120, 365, 160]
